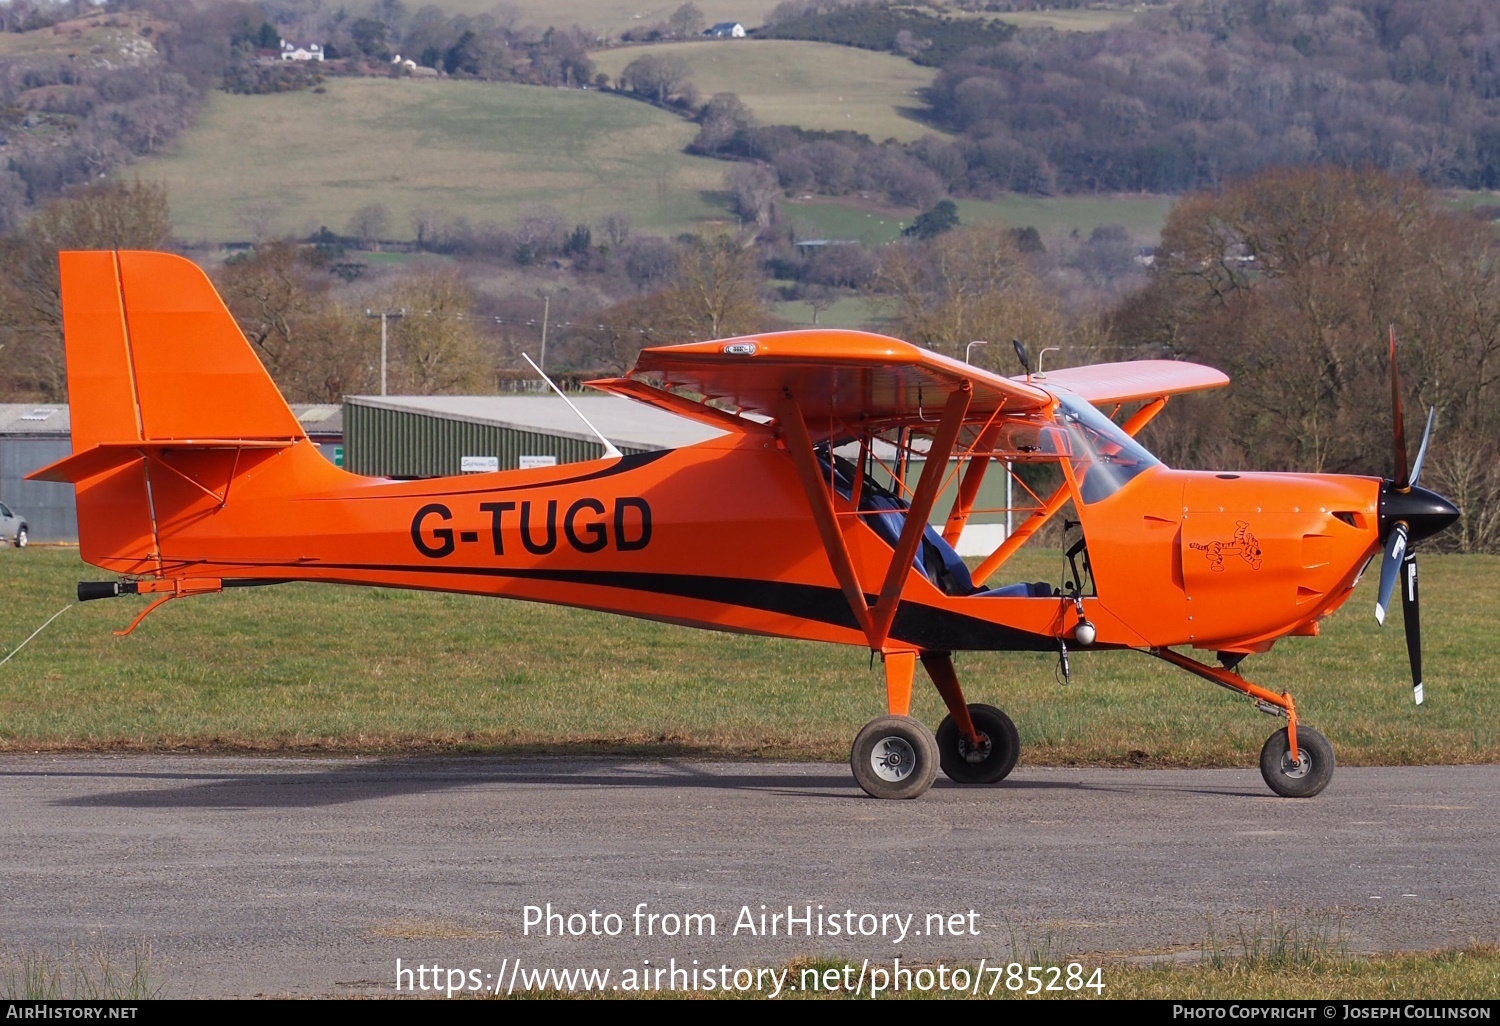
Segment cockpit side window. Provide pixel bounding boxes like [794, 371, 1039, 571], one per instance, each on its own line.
[1056, 395, 1161, 504]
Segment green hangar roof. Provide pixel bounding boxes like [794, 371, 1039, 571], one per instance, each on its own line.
[343, 394, 726, 479]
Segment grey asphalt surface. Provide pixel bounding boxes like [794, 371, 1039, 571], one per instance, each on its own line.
[2, 755, 1497, 998]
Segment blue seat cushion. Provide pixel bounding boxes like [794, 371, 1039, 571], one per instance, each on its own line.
[815, 452, 974, 597]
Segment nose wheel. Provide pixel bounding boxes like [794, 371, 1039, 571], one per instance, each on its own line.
[1260, 725, 1335, 798]
[851, 716, 938, 799]
[1152, 649, 1338, 799]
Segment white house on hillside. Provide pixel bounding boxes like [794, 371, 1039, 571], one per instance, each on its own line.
[280, 39, 325, 61]
[704, 22, 745, 38]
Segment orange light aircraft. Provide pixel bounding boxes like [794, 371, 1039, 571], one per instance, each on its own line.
[32, 252, 1459, 799]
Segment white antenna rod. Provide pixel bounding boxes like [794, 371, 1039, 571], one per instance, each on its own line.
[522, 352, 623, 460]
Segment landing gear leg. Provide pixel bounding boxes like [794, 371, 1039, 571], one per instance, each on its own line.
[1151, 648, 1336, 798]
[923, 651, 1021, 785]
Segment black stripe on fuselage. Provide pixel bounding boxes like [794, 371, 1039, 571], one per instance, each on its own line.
[296, 561, 1058, 652]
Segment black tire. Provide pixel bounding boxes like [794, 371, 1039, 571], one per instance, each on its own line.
[1259, 726, 1335, 798]
[850, 715, 938, 800]
[14, 526, 27, 549]
[936, 703, 1021, 784]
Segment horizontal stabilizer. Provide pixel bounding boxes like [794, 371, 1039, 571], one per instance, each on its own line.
[27, 440, 293, 484]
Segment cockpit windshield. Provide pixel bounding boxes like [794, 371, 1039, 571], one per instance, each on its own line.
[1056, 394, 1161, 504]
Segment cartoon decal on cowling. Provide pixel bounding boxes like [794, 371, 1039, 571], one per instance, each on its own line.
[1190, 520, 1264, 572]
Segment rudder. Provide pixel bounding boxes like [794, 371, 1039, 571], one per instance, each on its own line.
[115, 251, 304, 442]
[33, 251, 307, 572]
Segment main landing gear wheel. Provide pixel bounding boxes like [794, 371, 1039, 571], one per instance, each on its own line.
[1259, 726, 1335, 798]
[936, 703, 1020, 785]
[851, 716, 938, 799]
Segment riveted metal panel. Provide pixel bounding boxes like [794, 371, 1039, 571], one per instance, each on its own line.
[0, 439, 78, 541]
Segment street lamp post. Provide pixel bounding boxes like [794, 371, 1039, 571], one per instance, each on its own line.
[538, 294, 550, 375]
[365, 308, 406, 396]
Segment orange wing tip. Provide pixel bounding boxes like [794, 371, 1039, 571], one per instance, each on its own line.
[27, 440, 295, 484]
[1030, 360, 1231, 405]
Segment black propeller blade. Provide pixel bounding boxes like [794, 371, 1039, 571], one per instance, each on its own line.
[1376, 329, 1458, 706]
[1401, 551, 1422, 707]
[1374, 522, 1406, 627]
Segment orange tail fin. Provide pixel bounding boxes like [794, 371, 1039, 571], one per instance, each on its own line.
[28, 251, 306, 573]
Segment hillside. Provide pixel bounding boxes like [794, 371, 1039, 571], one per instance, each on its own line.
[130, 77, 732, 243]
[591, 39, 940, 142]
[376, 0, 783, 32]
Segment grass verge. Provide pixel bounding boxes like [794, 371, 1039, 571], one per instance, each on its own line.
[2, 548, 1498, 766]
[0, 941, 163, 1000]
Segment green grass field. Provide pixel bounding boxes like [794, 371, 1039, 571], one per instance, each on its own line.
[1093, 946, 1500, 1000]
[532, 947, 1500, 999]
[786, 194, 1174, 246]
[2, 547, 1497, 767]
[130, 77, 733, 244]
[591, 40, 941, 142]
[785, 200, 914, 244]
[704, 945, 1500, 1000]
[771, 292, 886, 329]
[0, 12, 159, 62]
[382, 1, 783, 32]
[991, 8, 1141, 33]
[955, 194, 1175, 242]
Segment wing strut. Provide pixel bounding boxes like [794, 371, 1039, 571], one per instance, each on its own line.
[777, 396, 875, 645]
[777, 384, 971, 652]
[1121, 396, 1167, 437]
[868, 386, 971, 645]
[971, 481, 1071, 588]
[941, 420, 1002, 546]
[968, 398, 1165, 586]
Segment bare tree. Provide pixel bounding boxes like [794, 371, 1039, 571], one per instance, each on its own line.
[600, 212, 632, 250]
[0, 181, 173, 401]
[668, 2, 706, 38]
[656, 235, 770, 341]
[691, 92, 756, 154]
[1115, 165, 1500, 515]
[875, 221, 1064, 365]
[383, 269, 491, 393]
[411, 207, 440, 252]
[347, 204, 390, 251]
[620, 54, 692, 105]
[239, 202, 282, 244]
[725, 163, 780, 236]
[804, 284, 839, 325]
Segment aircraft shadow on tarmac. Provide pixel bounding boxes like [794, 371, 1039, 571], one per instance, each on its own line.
[17, 758, 1266, 810]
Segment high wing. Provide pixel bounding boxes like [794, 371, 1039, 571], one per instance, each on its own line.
[612, 329, 1052, 438]
[1028, 360, 1229, 406]
[593, 331, 1228, 437]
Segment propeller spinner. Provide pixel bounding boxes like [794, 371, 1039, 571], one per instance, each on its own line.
[1375, 329, 1460, 704]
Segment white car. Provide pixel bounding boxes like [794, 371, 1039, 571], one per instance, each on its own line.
[0, 501, 28, 548]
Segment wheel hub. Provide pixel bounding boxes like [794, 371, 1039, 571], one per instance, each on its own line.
[870, 737, 916, 782]
[958, 732, 992, 764]
[1279, 749, 1312, 779]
